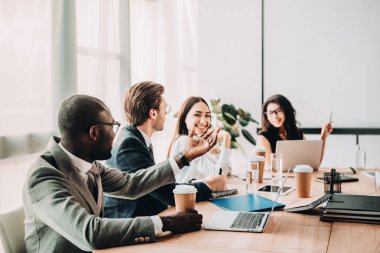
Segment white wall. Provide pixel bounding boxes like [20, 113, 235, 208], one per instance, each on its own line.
[197, 0, 262, 167]
[264, 0, 380, 128]
[198, 0, 262, 115]
[197, 0, 380, 168]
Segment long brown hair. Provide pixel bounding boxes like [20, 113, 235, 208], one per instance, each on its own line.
[260, 94, 303, 139]
[167, 96, 210, 158]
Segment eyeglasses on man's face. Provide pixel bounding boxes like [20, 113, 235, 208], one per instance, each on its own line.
[95, 120, 121, 133]
[165, 104, 171, 115]
[264, 108, 284, 117]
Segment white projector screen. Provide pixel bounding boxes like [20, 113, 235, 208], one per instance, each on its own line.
[264, 0, 380, 128]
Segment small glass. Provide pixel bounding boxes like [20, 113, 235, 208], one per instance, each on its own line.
[323, 171, 342, 193]
[246, 162, 259, 194]
[375, 168, 380, 196]
[355, 145, 366, 171]
[270, 153, 283, 185]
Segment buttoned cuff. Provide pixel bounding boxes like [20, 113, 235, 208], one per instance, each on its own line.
[150, 215, 163, 235]
[169, 157, 181, 175]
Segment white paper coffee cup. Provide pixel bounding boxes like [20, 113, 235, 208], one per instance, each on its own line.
[173, 185, 197, 212]
[294, 165, 313, 198]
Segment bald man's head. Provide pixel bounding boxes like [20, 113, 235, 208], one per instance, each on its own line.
[58, 95, 109, 139]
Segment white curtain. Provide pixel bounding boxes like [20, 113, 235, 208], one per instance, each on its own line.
[76, 0, 123, 122]
[129, 0, 199, 161]
[0, 0, 52, 136]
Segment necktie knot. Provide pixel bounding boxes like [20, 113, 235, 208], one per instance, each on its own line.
[86, 164, 102, 213]
[87, 165, 99, 176]
[148, 143, 155, 163]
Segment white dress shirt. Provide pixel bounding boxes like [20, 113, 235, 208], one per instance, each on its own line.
[169, 135, 231, 183]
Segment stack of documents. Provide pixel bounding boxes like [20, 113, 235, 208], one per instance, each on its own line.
[320, 194, 380, 224]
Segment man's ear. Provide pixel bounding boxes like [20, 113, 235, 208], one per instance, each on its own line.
[89, 126, 99, 141]
[150, 109, 157, 119]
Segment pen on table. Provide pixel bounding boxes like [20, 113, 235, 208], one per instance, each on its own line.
[349, 166, 357, 174]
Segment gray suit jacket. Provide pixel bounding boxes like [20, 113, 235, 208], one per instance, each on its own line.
[22, 137, 175, 253]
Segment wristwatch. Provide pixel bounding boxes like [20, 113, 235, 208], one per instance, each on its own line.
[176, 152, 190, 166]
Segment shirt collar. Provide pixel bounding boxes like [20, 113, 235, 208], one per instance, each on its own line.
[58, 142, 93, 175]
[136, 127, 151, 147]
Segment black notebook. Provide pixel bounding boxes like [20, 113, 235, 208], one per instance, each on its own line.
[284, 193, 332, 212]
[321, 194, 380, 224]
[324, 194, 380, 215]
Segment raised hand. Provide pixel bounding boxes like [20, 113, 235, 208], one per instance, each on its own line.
[160, 209, 203, 233]
[183, 127, 221, 162]
[321, 122, 333, 140]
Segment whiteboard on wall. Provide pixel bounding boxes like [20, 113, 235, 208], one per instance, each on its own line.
[264, 0, 380, 128]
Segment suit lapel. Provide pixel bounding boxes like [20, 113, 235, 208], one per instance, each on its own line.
[126, 125, 148, 148]
[48, 137, 101, 216]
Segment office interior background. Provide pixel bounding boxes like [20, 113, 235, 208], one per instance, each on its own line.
[1, 0, 380, 240]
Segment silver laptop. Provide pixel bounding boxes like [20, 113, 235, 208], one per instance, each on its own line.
[204, 169, 290, 233]
[276, 140, 323, 171]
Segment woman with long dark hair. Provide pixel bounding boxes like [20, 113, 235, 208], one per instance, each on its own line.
[168, 96, 231, 183]
[257, 94, 333, 165]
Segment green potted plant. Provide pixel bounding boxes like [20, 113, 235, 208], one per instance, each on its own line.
[209, 99, 258, 151]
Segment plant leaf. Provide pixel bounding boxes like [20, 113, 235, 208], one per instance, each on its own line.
[222, 112, 237, 125]
[241, 129, 256, 146]
[221, 104, 238, 117]
[230, 140, 238, 149]
[225, 126, 239, 138]
[239, 117, 249, 127]
[249, 117, 259, 124]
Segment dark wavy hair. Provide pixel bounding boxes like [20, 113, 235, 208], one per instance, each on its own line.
[167, 96, 209, 157]
[260, 94, 303, 139]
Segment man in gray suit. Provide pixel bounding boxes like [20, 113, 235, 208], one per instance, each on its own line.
[22, 94, 220, 253]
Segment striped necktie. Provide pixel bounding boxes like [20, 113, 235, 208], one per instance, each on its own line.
[87, 165, 103, 212]
[148, 143, 155, 163]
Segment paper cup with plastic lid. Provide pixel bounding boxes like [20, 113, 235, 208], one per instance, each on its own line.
[294, 165, 313, 198]
[173, 185, 197, 212]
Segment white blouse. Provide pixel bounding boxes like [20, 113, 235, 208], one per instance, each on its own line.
[170, 135, 231, 183]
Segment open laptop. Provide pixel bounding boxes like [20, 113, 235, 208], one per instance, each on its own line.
[276, 140, 323, 171]
[204, 169, 290, 233]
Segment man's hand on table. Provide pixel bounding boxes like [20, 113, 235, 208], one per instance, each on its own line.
[160, 209, 203, 233]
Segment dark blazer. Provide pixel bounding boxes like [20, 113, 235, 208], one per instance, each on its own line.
[23, 137, 176, 253]
[104, 126, 212, 218]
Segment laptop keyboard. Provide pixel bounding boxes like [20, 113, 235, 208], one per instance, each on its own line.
[230, 212, 265, 229]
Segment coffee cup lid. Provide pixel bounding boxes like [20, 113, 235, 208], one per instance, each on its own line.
[250, 155, 265, 162]
[293, 164, 313, 173]
[253, 147, 266, 152]
[173, 185, 198, 194]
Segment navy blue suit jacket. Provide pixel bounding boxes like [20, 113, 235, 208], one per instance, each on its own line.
[103, 125, 212, 218]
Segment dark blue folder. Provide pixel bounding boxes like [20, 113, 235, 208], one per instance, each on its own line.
[209, 194, 285, 212]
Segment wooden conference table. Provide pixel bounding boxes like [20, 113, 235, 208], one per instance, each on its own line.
[96, 169, 380, 253]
